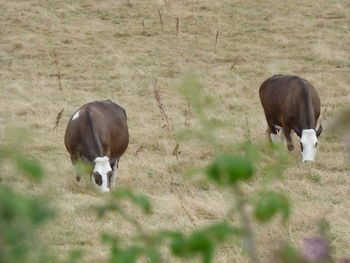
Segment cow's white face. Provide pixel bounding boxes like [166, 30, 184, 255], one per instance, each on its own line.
[92, 156, 112, 192]
[300, 129, 318, 162]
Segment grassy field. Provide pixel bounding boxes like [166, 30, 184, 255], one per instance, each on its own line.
[1, 0, 350, 262]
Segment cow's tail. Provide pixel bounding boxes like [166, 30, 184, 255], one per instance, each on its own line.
[86, 109, 104, 158]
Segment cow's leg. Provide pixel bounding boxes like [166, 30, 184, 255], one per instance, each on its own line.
[267, 123, 280, 143]
[109, 158, 119, 189]
[70, 156, 82, 183]
[282, 126, 294, 151]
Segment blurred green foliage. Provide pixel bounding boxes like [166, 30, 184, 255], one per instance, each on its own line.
[0, 185, 53, 263]
[206, 154, 253, 185]
[0, 135, 82, 263]
[254, 191, 290, 223]
[2, 76, 343, 263]
[274, 245, 308, 263]
[0, 141, 52, 263]
[98, 188, 152, 216]
[14, 155, 44, 181]
[98, 76, 296, 263]
[0, 142, 43, 182]
[100, 190, 242, 263]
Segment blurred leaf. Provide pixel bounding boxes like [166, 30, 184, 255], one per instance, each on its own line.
[166, 232, 186, 257]
[0, 185, 54, 263]
[110, 246, 159, 263]
[187, 232, 213, 263]
[254, 191, 290, 223]
[74, 161, 93, 178]
[62, 249, 84, 263]
[178, 75, 209, 111]
[204, 222, 243, 240]
[206, 154, 253, 185]
[101, 233, 119, 245]
[243, 142, 261, 162]
[0, 185, 53, 224]
[15, 155, 43, 181]
[143, 247, 159, 263]
[161, 222, 239, 263]
[97, 204, 120, 217]
[318, 218, 331, 237]
[110, 247, 138, 263]
[275, 244, 308, 263]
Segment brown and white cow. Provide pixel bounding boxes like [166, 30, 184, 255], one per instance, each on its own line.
[259, 75, 322, 162]
[64, 100, 129, 192]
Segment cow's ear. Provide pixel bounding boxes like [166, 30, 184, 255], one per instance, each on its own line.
[316, 125, 323, 137]
[295, 128, 302, 138]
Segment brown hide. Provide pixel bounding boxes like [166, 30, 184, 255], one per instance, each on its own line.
[259, 75, 321, 149]
[64, 100, 129, 169]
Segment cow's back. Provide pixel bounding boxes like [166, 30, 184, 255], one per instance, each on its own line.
[87, 100, 129, 158]
[260, 75, 301, 106]
[259, 75, 321, 128]
[64, 100, 129, 161]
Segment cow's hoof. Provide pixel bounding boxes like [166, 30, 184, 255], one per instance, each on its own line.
[287, 144, 294, 151]
[100, 188, 110, 193]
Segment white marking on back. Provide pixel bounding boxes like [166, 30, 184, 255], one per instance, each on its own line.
[300, 129, 318, 162]
[72, 110, 80, 120]
[93, 156, 112, 192]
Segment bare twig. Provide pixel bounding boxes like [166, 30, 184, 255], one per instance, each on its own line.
[244, 115, 251, 143]
[158, 9, 163, 28]
[233, 184, 260, 263]
[172, 143, 180, 160]
[215, 30, 219, 46]
[53, 108, 64, 131]
[153, 78, 171, 130]
[176, 17, 179, 35]
[134, 146, 144, 156]
[185, 101, 191, 127]
[53, 49, 63, 91]
[230, 55, 243, 70]
[180, 197, 198, 229]
[170, 185, 198, 229]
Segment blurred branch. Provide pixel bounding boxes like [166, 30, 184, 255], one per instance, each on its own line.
[118, 206, 148, 240]
[233, 184, 260, 263]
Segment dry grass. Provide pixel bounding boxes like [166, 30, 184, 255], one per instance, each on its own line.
[1, 0, 350, 262]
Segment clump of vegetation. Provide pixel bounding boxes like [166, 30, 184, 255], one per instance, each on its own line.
[0, 136, 82, 263]
[4, 78, 350, 263]
[91, 77, 311, 263]
[3, 77, 350, 263]
[0, 184, 53, 263]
